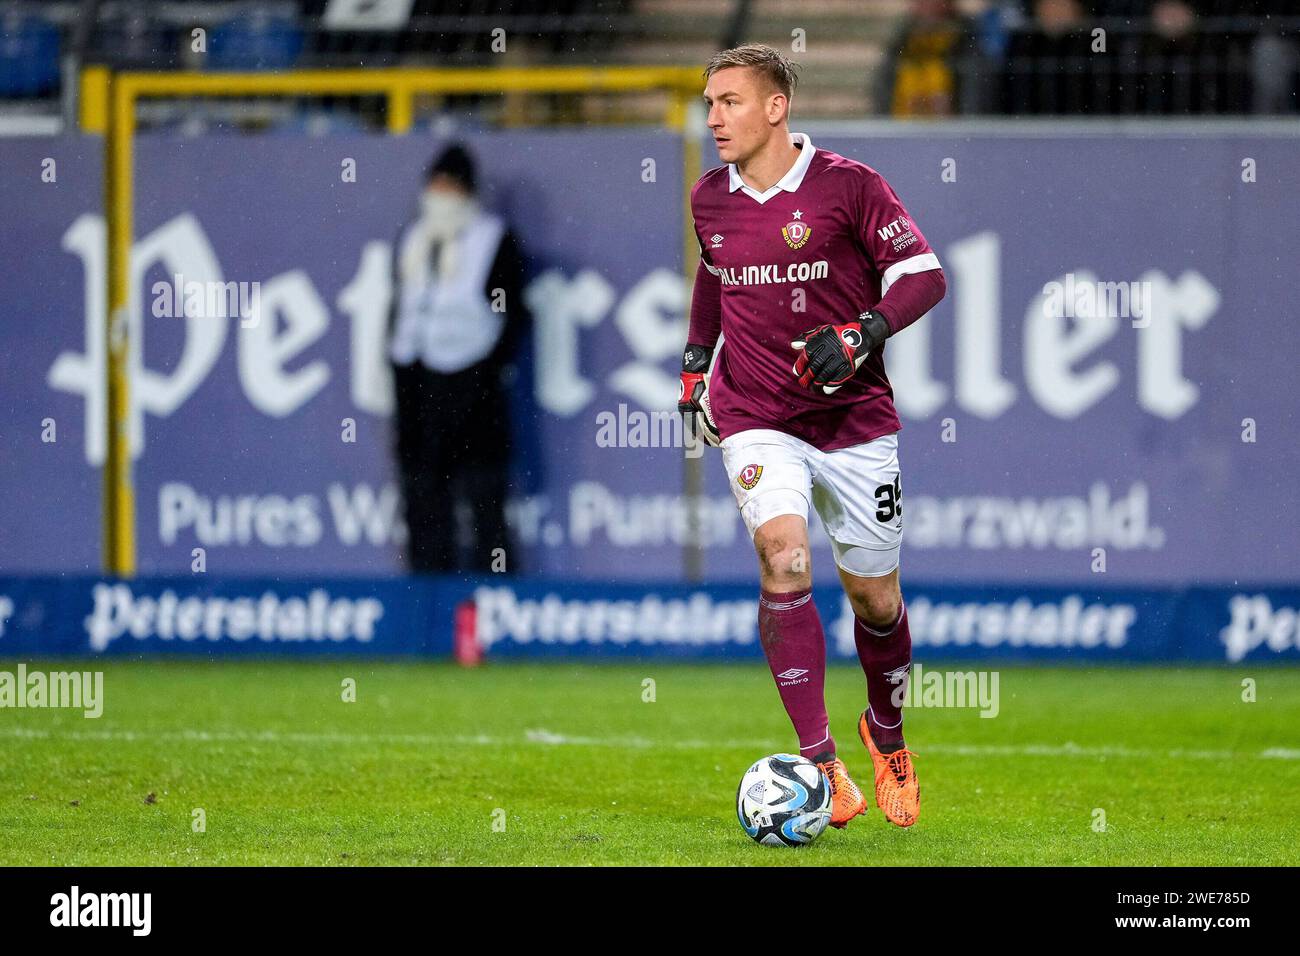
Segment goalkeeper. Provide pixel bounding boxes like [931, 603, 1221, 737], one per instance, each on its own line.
[678, 45, 946, 830]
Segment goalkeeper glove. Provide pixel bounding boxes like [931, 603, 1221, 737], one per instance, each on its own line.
[678, 343, 721, 448]
[791, 310, 890, 394]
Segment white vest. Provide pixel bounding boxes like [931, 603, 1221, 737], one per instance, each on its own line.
[390, 211, 507, 373]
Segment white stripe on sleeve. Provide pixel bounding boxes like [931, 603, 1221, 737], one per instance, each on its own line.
[880, 252, 942, 296]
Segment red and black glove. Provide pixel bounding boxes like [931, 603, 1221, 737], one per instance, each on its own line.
[791, 310, 890, 394]
[678, 343, 721, 448]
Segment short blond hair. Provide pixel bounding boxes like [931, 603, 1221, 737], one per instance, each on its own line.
[704, 43, 800, 101]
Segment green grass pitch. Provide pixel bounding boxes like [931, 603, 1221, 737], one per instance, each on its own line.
[1, 659, 1297, 866]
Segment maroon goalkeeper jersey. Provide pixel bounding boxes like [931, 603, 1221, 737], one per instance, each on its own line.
[691, 133, 941, 452]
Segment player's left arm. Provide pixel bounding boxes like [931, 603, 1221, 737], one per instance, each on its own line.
[792, 171, 946, 393]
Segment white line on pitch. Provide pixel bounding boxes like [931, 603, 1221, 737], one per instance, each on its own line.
[0, 726, 1295, 760]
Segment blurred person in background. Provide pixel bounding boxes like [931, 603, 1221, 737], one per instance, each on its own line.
[1144, 0, 1232, 113]
[1129, 0, 1297, 114]
[877, 0, 982, 116]
[1003, 0, 1097, 113]
[1004, 0, 1291, 115]
[1248, 0, 1298, 113]
[388, 143, 528, 574]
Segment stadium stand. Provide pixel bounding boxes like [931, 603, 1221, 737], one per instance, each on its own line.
[0, 1, 1295, 124]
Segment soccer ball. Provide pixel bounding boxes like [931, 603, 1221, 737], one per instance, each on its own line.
[736, 754, 832, 847]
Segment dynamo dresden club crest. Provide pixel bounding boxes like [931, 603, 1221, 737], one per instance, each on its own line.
[782, 211, 812, 249]
[737, 464, 764, 490]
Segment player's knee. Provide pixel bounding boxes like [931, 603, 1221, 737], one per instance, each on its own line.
[846, 580, 901, 631]
[753, 528, 811, 590]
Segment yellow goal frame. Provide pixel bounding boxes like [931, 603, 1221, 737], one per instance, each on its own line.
[80, 65, 704, 576]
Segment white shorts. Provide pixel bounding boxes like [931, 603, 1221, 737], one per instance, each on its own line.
[720, 428, 903, 578]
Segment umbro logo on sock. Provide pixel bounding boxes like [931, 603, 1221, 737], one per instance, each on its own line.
[776, 668, 809, 680]
[883, 664, 911, 685]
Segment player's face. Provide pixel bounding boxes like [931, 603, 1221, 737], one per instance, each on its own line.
[704, 67, 782, 165]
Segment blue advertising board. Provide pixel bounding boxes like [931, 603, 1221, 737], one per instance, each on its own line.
[1, 129, 1296, 589]
[1, 576, 1296, 664]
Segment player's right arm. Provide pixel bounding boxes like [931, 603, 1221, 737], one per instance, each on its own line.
[679, 212, 724, 446]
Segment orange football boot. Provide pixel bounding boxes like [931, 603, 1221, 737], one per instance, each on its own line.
[858, 711, 920, 828]
[816, 757, 868, 829]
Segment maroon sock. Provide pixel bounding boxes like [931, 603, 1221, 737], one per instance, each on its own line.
[853, 600, 911, 749]
[758, 588, 835, 761]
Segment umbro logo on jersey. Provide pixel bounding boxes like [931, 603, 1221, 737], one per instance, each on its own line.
[711, 234, 724, 247]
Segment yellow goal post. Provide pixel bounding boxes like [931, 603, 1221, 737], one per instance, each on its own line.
[79, 65, 706, 577]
